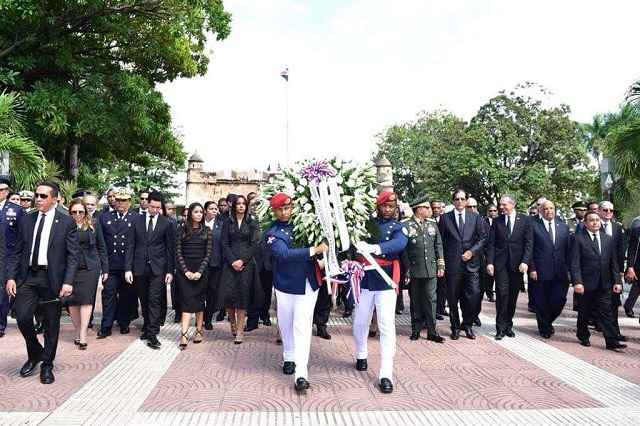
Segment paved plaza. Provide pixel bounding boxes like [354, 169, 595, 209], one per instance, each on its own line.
[1, 287, 639, 425]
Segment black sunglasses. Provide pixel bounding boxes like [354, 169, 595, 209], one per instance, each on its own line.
[34, 193, 49, 199]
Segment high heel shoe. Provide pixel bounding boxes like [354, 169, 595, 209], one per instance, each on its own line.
[78, 342, 88, 350]
[234, 328, 243, 345]
[230, 322, 237, 337]
[179, 332, 189, 350]
[193, 329, 203, 344]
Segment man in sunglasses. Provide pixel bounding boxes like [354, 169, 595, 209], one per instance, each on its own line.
[482, 204, 499, 303]
[7, 181, 79, 384]
[137, 190, 150, 217]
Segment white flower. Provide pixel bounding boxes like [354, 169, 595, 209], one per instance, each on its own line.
[303, 203, 312, 212]
[299, 177, 308, 186]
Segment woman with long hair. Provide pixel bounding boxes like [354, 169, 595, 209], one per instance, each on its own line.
[203, 201, 225, 328]
[216, 195, 262, 344]
[67, 199, 108, 349]
[175, 202, 213, 349]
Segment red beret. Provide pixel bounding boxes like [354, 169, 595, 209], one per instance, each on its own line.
[270, 192, 292, 208]
[376, 191, 398, 206]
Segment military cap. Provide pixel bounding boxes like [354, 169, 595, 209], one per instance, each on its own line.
[410, 195, 430, 209]
[376, 191, 398, 206]
[270, 192, 292, 208]
[19, 190, 34, 200]
[571, 201, 587, 210]
[0, 176, 12, 190]
[71, 190, 92, 199]
[113, 187, 133, 200]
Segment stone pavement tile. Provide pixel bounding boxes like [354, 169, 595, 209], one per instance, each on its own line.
[334, 388, 381, 411]
[218, 389, 264, 411]
[299, 391, 342, 412]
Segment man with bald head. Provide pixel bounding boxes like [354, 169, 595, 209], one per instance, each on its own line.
[528, 200, 570, 338]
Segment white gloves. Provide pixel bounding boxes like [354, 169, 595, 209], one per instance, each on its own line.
[356, 241, 381, 255]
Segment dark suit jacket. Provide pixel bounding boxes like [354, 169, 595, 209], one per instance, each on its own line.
[529, 217, 570, 282]
[207, 216, 224, 267]
[487, 213, 533, 272]
[601, 221, 625, 273]
[9, 209, 79, 294]
[125, 213, 175, 276]
[570, 229, 620, 291]
[0, 222, 6, 303]
[438, 209, 487, 275]
[79, 220, 109, 272]
[626, 226, 640, 271]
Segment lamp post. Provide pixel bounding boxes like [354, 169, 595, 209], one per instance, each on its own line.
[600, 158, 614, 201]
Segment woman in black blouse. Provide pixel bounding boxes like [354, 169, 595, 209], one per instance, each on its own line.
[67, 199, 108, 349]
[176, 202, 213, 349]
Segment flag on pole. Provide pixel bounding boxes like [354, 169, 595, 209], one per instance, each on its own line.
[280, 68, 289, 81]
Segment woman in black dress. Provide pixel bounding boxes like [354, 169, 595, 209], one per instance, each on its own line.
[176, 202, 213, 349]
[216, 195, 262, 344]
[203, 201, 225, 328]
[67, 199, 108, 349]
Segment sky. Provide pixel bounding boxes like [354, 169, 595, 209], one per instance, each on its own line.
[159, 0, 640, 174]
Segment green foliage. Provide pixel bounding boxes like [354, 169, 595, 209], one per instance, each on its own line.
[375, 83, 596, 210]
[0, 0, 232, 188]
[0, 91, 45, 190]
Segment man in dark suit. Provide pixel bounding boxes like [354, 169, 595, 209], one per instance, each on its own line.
[6, 181, 79, 384]
[487, 193, 533, 340]
[528, 200, 570, 338]
[98, 187, 139, 337]
[0, 176, 25, 337]
[570, 211, 626, 351]
[481, 204, 499, 303]
[136, 189, 150, 217]
[597, 201, 627, 341]
[438, 189, 488, 341]
[125, 191, 175, 349]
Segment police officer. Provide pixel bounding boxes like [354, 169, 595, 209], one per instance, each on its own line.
[353, 191, 408, 394]
[265, 193, 328, 392]
[404, 195, 445, 343]
[0, 177, 25, 337]
[97, 187, 139, 337]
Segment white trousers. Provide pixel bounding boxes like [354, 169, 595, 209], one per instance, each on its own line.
[275, 280, 318, 381]
[353, 289, 397, 382]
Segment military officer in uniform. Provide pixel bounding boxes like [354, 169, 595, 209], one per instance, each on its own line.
[0, 177, 25, 337]
[404, 195, 445, 343]
[353, 191, 408, 394]
[97, 187, 139, 337]
[566, 201, 587, 235]
[19, 190, 35, 213]
[265, 193, 328, 391]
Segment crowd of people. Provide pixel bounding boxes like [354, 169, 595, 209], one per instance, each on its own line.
[0, 176, 637, 393]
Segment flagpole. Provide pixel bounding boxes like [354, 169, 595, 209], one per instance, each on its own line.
[286, 76, 289, 167]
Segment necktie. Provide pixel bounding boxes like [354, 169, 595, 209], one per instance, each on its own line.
[592, 233, 600, 254]
[147, 215, 154, 239]
[506, 215, 512, 236]
[548, 220, 554, 245]
[458, 213, 464, 234]
[31, 213, 46, 270]
[603, 222, 609, 235]
[118, 213, 123, 221]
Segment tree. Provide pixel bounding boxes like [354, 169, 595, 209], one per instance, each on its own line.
[0, 91, 45, 189]
[0, 0, 232, 189]
[374, 83, 596, 209]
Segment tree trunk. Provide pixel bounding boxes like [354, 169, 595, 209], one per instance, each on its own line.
[67, 143, 78, 181]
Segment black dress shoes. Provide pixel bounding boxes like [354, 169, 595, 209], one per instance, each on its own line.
[140, 331, 149, 340]
[450, 331, 460, 340]
[215, 310, 226, 322]
[606, 342, 627, 351]
[473, 318, 482, 327]
[40, 366, 55, 384]
[294, 377, 310, 390]
[550, 327, 555, 335]
[495, 333, 503, 340]
[368, 330, 377, 338]
[282, 361, 296, 375]
[426, 334, 445, 343]
[204, 322, 213, 330]
[617, 335, 629, 342]
[147, 335, 161, 349]
[435, 313, 444, 320]
[0, 330, 4, 337]
[580, 339, 591, 347]
[20, 357, 43, 377]
[505, 328, 515, 338]
[316, 327, 331, 340]
[409, 331, 420, 341]
[120, 326, 130, 334]
[244, 323, 258, 333]
[262, 318, 272, 326]
[541, 333, 551, 339]
[379, 378, 393, 393]
[463, 326, 476, 340]
[356, 359, 368, 371]
[96, 327, 112, 338]
[625, 309, 635, 318]
[342, 309, 353, 318]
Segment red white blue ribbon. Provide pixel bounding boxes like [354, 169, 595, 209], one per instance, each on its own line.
[340, 259, 365, 304]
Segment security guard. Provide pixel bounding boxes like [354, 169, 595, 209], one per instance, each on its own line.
[353, 191, 408, 394]
[566, 201, 587, 235]
[97, 187, 139, 337]
[404, 195, 445, 343]
[265, 192, 328, 392]
[18, 190, 35, 213]
[0, 177, 25, 337]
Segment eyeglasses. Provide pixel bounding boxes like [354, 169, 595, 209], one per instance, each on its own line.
[34, 193, 49, 199]
[139, 197, 148, 201]
[488, 209, 498, 213]
[453, 198, 466, 201]
[601, 208, 613, 213]
[70, 210, 85, 215]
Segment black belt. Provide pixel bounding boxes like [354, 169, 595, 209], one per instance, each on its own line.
[30, 265, 47, 272]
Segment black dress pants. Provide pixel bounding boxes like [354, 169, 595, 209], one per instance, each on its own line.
[410, 277, 437, 335]
[494, 267, 523, 334]
[14, 270, 62, 367]
[576, 285, 618, 347]
[313, 283, 331, 327]
[203, 265, 222, 324]
[529, 278, 568, 334]
[133, 265, 165, 336]
[447, 271, 480, 332]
